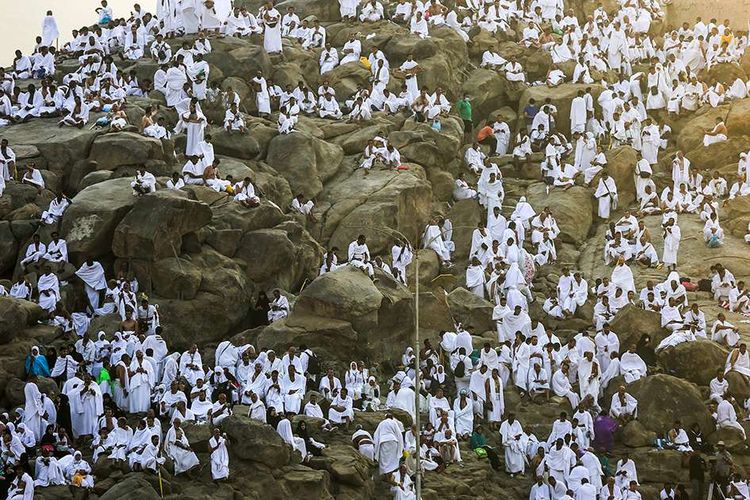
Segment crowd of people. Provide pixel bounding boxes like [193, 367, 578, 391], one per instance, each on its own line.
[1, 0, 750, 498]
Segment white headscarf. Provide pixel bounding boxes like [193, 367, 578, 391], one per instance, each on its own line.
[503, 262, 527, 289]
[512, 197, 536, 221]
[276, 419, 295, 446]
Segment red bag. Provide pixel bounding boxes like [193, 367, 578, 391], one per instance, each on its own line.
[682, 280, 698, 292]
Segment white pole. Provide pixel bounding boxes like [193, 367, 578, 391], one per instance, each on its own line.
[414, 248, 421, 498]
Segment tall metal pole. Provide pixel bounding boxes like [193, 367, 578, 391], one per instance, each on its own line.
[414, 248, 421, 498]
[342, 224, 472, 500]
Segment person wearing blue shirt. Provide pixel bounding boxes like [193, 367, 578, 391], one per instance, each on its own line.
[25, 346, 51, 378]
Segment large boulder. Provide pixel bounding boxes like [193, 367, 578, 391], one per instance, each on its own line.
[448, 199, 484, 261]
[316, 444, 374, 487]
[702, 63, 748, 87]
[60, 178, 138, 259]
[0, 119, 98, 171]
[151, 257, 203, 299]
[278, 469, 334, 500]
[526, 183, 593, 245]
[221, 415, 291, 468]
[726, 371, 750, 401]
[604, 146, 638, 207]
[258, 315, 359, 371]
[156, 292, 249, 349]
[676, 106, 728, 152]
[266, 132, 344, 198]
[707, 426, 748, 453]
[726, 98, 750, 138]
[446, 287, 494, 334]
[723, 196, 750, 239]
[388, 119, 462, 170]
[88, 132, 167, 170]
[0, 297, 46, 343]
[629, 449, 687, 484]
[0, 183, 45, 220]
[416, 291, 455, 333]
[111, 190, 212, 260]
[99, 476, 160, 500]
[609, 305, 664, 351]
[4, 376, 59, 408]
[205, 43, 271, 82]
[686, 135, 750, 174]
[621, 420, 657, 448]
[209, 200, 288, 237]
[259, 267, 414, 366]
[323, 168, 433, 257]
[182, 421, 212, 452]
[657, 340, 730, 386]
[294, 267, 383, 322]
[321, 61, 372, 100]
[331, 121, 399, 155]
[234, 221, 323, 291]
[210, 128, 261, 160]
[461, 69, 507, 124]
[625, 374, 713, 433]
[149, 248, 251, 348]
[0, 221, 19, 276]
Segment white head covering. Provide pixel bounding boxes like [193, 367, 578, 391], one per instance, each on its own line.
[512, 197, 536, 221]
[276, 419, 295, 446]
[504, 262, 527, 289]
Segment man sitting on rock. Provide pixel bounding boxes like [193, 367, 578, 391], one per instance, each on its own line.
[20, 234, 46, 269]
[267, 289, 290, 323]
[347, 235, 375, 280]
[609, 385, 637, 425]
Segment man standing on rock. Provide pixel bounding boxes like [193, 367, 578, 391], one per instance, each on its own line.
[662, 217, 681, 271]
[457, 93, 472, 144]
[570, 90, 588, 134]
[373, 413, 404, 475]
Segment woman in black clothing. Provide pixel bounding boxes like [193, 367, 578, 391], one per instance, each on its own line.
[250, 292, 271, 326]
[44, 348, 58, 377]
[296, 421, 324, 456]
[266, 407, 282, 429]
[687, 422, 709, 453]
[635, 333, 657, 367]
[39, 424, 57, 451]
[56, 393, 72, 440]
[430, 364, 449, 395]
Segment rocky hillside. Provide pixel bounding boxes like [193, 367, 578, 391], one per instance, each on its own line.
[3, 0, 750, 498]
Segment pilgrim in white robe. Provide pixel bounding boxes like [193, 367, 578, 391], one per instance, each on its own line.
[610, 392, 638, 419]
[717, 399, 746, 439]
[499, 418, 527, 474]
[726, 348, 750, 377]
[76, 261, 107, 311]
[34, 455, 66, 487]
[129, 357, 155, 414]
[209, 434, 230, 480]
[74, 380, 104, 438]
[165, 426, 200, 474]
[373, 417, 404, 475]
[662, 224, 681, 266]
[23, 381, 45, 443]
[594, 176, 618, 219]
